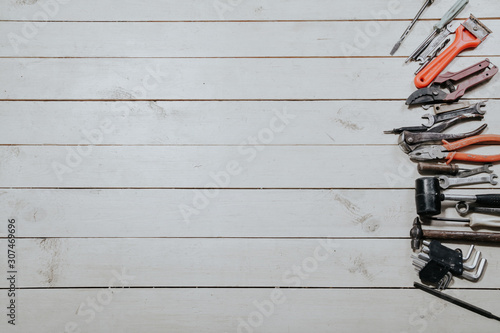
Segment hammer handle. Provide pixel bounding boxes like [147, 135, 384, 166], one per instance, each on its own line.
[423, 230, 500, 243]
[417, 162, 460, 175]
[475, 194, 500, 207]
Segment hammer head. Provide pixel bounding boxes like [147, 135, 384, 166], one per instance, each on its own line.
[415, 177, 442, 216]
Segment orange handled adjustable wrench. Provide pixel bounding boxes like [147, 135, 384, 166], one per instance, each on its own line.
[410, 135, 500, 164]
[415, 15, 492, 89]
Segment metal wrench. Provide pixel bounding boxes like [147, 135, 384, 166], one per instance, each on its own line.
[431, 101, 471, 114]
[438, 174, 498, 189]
[422, 102, 486, 127]
[458, 164, 494, 178]
[456, 202, 500, 217]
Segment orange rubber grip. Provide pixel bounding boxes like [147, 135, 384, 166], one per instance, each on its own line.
[414, 25, 482, 89]
[446, 152, 500, 164]
[443, 134, 500, 150]
[443, 135, 500, 164]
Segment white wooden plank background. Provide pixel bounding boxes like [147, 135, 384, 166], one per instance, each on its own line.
[2, 0, 500, 332]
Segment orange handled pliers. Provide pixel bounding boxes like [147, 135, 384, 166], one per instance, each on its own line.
[409, 135, 500, 164]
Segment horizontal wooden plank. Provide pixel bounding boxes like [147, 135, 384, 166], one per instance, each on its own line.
[1, 57, 499, 100]
[1, 288, 500, 332]
[1, 238, 500, 289]
[1, 20, 499, 57]
[0, 145, 419, 188]
[4, 145, 500, 188]
[0, 189, 414, 238]
[0, 0, 497, 21]
[2, 189, 497, 238]
[0, 100, 496, 145]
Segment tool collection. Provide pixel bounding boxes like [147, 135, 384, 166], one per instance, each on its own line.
[387, 0, 500, 321]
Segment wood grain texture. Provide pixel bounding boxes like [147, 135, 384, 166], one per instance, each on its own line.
[2, 1, 500, 331]
[0, 0, 497, 21]
[1, 238, 500, 289]
[0, 189, 409, 237]
[0, 100, 496, 145]
[1, 57, 499, 100]
[0, 145, 420, 188]
[1, 288, 500, 332]
[1, 20, 499, 57]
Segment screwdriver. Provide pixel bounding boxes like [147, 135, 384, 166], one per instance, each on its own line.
[390, 0, 435, 56]
[414, 282, 500, 322]
[406, 0, 469, 63]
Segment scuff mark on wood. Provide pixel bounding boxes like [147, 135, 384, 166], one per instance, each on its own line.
[348, 255, 374, 281]
[38, 238, 64, 286]
[334, 118, 363, 131]
[332, 194, 378, 233]
[16, 0, 38, 5]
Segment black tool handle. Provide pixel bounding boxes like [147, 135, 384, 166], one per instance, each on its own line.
[417, 162, 460, 175]
[475, 194, 500, 207]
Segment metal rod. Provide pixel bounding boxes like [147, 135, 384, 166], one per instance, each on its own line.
[391, 0, 434, 55]
[414, 282, 500, 321]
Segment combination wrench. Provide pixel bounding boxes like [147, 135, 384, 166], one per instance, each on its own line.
[438, 174, 498, 189]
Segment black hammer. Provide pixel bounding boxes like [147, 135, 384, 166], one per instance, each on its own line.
[415, 177, 500, 216]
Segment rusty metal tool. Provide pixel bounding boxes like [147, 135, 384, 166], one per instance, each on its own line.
[399, 114, 486, 153]
[431, 101, 472, 114]
[417, 162, 493, 177]
[456, 202, 500, 218]
[410, 135, 500, 164]
[421, 101, 486, 127]
[415, 282, 500, 322]
[438, 174, 498, 189]
[407, 59, 498, 105]
[418, 162, 464, 175]
[407, 0, 469, 63]
[385, 102, 486, 135]
[415, 15, 493, 89]
[457, 164, 494, 178]
[410, 216, 500, 249]
[390, 0, 435, 55]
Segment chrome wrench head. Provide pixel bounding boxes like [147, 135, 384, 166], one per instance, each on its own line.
[438, 174, 498, 189]
[455, 201, 500, 217]
[421, 102, 487, 128]
[457, 164, 494, 178]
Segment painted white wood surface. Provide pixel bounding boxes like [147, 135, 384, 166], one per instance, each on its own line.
[1, 56, 499, 100]
[0, 100, 495, 145]
[0, 20, 498, 57]
[0, 0, 497, 21]
[1, 288, 500, 333]
[2, 1, 500, 332]
[1, 238, 500, 289]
